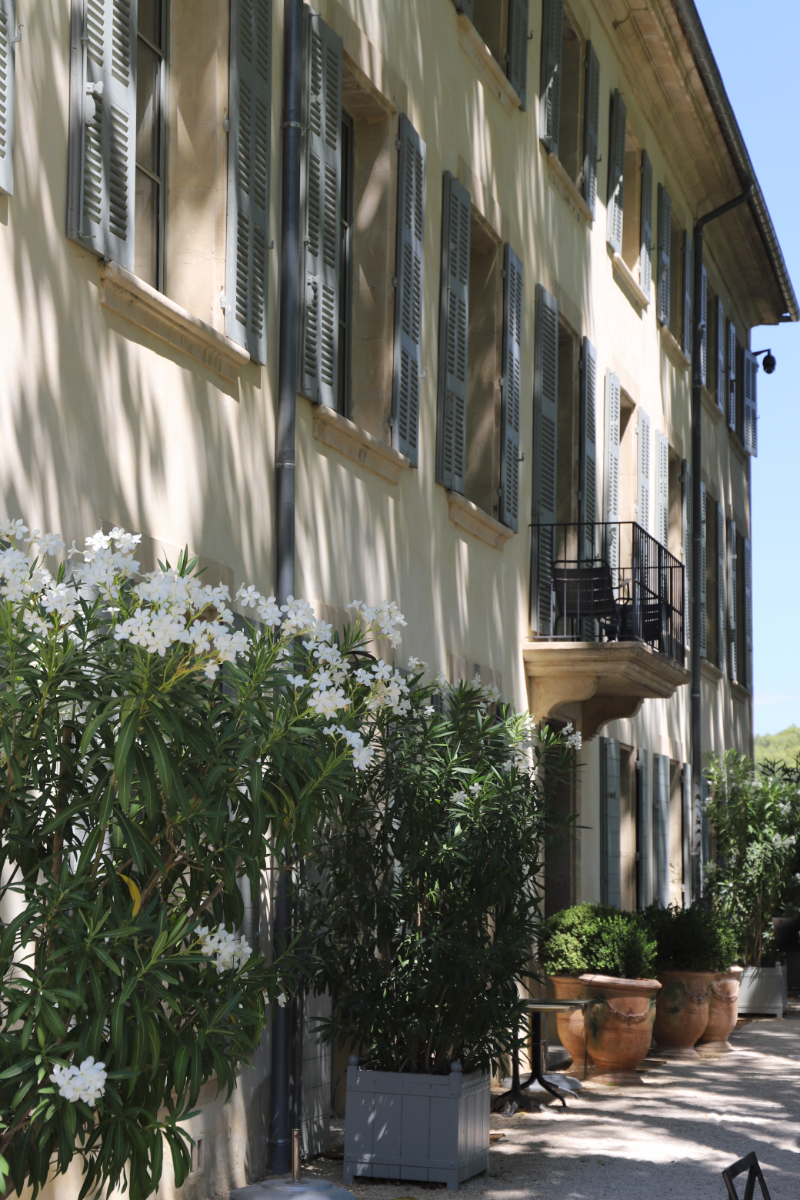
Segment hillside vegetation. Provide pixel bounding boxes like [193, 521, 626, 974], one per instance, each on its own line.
[754, 725, 800, 770]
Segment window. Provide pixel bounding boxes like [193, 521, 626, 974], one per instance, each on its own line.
[539, 0, 599, 214]
[135, 0, 167, 290]
[620, 128, 640, 274]
[669, 210, 682, 342]
[437, 172, 522, 530]
[468, 0, 529, 105]
[472, 0, 508, 68]
[558, 10, 583, 185]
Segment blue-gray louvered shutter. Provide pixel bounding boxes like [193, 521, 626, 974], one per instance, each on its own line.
[637, 408, 650, 534]
[507, 0, 529, 109]
[601, 737, 622, 909]
[437, 172, 470, 494]
[604, 371, 621, 583]
[450, 0, 473, 18]
[606, 89, 626, 254]
[727, 518, 737, 682]
[716, 499, 725, 671]
[637, 749, 651, 908]
[579, 337, 597, 561]
[682, 231, 693, 355]
[715, 297, 725, 411]
[300, 11, 342, 406]
[726, 317, 737, 431]
[539, 0, 563, 155]
[582, 42, 600, 217]
[67, 0, 137, 268]
[226, 0, 272, 364]
[0, 0, 16, 196]
[743, 349, 758, 455]
[500, 244, 523, 531]
[681, 458, 691, 651]
[699, 265, 708, 387]
[640, 150, 653, 298]
[699, 481, 707, 658]
[655, 430, 669, 548]
[657, 184, 671, 326]
[392, 114, 425, 465]
[653, 753, 670, 908]
[681, 764, 692, 908]
[743, 537, 752, 690]
[532, 284, 559, 635]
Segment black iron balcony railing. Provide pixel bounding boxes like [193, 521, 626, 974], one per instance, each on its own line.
[530, 521, 685, 666]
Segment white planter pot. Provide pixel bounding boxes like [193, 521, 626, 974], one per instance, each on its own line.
[737, 965, 788, 1017]
[343, 1060, 489, 1190]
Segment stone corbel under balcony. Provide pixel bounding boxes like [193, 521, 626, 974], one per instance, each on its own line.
[522, 639, 690, 741]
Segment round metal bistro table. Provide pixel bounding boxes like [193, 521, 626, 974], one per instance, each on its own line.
[508, 999, 589, 1109]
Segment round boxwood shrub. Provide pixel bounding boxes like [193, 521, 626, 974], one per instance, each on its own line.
[643, 904, 741, 972]
[539, 903, 657, 980]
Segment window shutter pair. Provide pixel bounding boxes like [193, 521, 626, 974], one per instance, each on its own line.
[636, 749, 651, 908]
[0, 0, 17, 196]
[653, 753, 670, 909]
[604, 371, 621, 581]
[606, 89, 626, 254]
[726, 318, 737, 431]
[657, 184, 671, 326]
[436, 172, 470, 494]
[392, 114, 427, 465]
[67, 0, 138, 268]
[640, 150, 653, 297]
[699, 266, 708, 386]
[699, 482, 707, 658]
[539, 0, 563, 156]
[682, 231, 693, 355]
[579, 338, 597, 560]
[655, 430, 669, 548]
[681, 458, 691, 650]
[716, 500, 725, 671]
[743, 349, 758, 455]
[637, 408, 650, 534]
[67, 0, 273, 364]
[226, 0, 273, 363]
[743, 537, 753, 690]
[582, 43, 600, 217]
[600, 737, 622, 909]
[715, 297, 725, 411]
[727, 519, 737, 682]
[532, 284, 559, 635]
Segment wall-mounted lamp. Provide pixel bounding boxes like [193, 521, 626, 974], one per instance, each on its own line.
[753, 348, 776, 375]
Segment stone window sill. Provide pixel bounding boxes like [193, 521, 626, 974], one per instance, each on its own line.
[729, 430, 748, 464]
[702, 386, 723, 422]
[457, 15, 521, 116]
[731, 679, 751, 701]
[700, 657, 724, 684]
[446, 491, 514, 550]
[611, 251, 649, 310]
[99, 262, 250, 382]
[659, 322, 691, 370]
[312, 404, 410, 484]
[545, 150, 592, 226]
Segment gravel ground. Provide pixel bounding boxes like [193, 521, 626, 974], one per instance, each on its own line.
[258, 1005, 800, 1200]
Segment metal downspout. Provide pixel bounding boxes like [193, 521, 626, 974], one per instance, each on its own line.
[690, 184, 752, 903]
[269, 0, 303, 1175]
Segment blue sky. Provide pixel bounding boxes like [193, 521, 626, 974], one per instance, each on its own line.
[695, 1, 800, 735]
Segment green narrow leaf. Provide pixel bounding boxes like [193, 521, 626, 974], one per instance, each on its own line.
[173, 1044, 189, 1100]
[114, 710, 141, 800]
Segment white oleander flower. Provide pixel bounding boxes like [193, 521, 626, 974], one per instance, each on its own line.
[36, 532, 66, 556]
[434, 671, 449, 691]
[198, 925, 252, 971]
[51, 1057, 107, 1106]
[277, 993, 288, 1008]
[308, 687, 349, 718]
[237, 584, 263, 609]
[423, 705, 435, 717]
[372, 661, 393, 682]
[287, 674, 306, 689]
[0, 519, 29, 541]
[352, 745, 374, 771]
[407, 656, 428, 673]
[452, 790, 468, 803]
[311, 668, 333, 690]
[257, 595, 282, 626]
[469, 782, 481, 796]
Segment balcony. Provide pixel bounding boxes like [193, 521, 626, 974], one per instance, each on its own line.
[524, 522, 690, 739]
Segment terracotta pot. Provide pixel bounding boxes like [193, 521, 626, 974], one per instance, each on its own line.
[653, 970, 714, 1057]
[698, 967, 742, 1051]
[549, 976, 590, 1069]
[580, 974, 661, 1076]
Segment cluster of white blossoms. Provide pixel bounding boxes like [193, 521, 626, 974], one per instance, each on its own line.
[197, 925, 253, 971]
[353, 660, 411, 717]
[51, 1056, 107, 1106]
[348, 600, 406, 647]
[322, 724, 374, 771]
[562, 721, 583, 752]
[0, 521, 70, 612]
[452, 780, 484, 803]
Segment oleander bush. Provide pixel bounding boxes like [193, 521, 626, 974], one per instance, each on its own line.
[642, 904, 740, 972]
[0, 519, 407, 1200]
[538, 903, 657, 980]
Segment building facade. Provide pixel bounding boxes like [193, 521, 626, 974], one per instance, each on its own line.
[0, 0, 795, 1194]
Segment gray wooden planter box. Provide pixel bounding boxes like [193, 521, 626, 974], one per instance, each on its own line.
[343, 1060, 489, 1190]
[737, 965, 788, 1017]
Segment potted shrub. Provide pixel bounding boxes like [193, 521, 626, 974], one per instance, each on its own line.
[298, 681, 576, 1189]
[704, 754, 800, 1017]
[643, 906, 740, 1057]
[539, 904, 660, 1078]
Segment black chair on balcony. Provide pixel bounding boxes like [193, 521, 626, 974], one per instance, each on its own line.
[552, 559, 629, 641]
